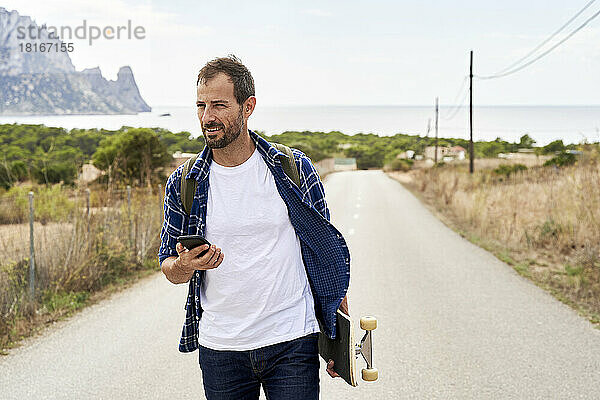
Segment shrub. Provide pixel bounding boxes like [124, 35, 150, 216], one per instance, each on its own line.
[535, 218, 564, 246]
[541, 139, 566, 154]
[288, 143, 328, 162]
[0, 185, 75, 224]
[33, 185, 76, 224]
[0, 161, 28, 190]
[0, 189, 28, 224]
[385, 158, 413, 172]
[493, 163, 527, 177]
[0, 260, 29, 320]
[42, 290, 89, 313]
[345, 145, 386, 169]
[544, 152, 576, 167]
[31, 160, 78, 186]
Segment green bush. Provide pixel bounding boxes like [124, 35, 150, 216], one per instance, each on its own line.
[493, 163, 527, 177]
[345, 144, 386, 169]
[0, 185, 75, 224]
[0, 161, 28, 190]
[536, 218, 563, 244]
[31, 160, 78, 185]
[0, 187, 28, 224]
[93, 246, 130, 289]
[544, 152, 576, 167]
[34, 185, 76, 223]
[541, 140, 566, 155]
[386, 158, 413, 172]
[288, 142, 328, 162]
[0, 260, 29, 318]
[42, 290, 89, 313]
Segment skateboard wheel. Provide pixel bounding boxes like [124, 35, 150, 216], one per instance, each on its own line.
[360, 316, 377, 331]
[362, 368, 378, 381]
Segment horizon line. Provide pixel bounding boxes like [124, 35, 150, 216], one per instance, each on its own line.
[152, 103, 600, 108]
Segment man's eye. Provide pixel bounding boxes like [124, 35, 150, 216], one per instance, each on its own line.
[197, 104, 205, 108]
[215, 104, 226, 108]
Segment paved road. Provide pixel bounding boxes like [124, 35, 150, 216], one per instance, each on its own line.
[2, 170, 600, 399]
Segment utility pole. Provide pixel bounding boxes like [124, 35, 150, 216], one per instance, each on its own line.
[29, 191, 35, 298]
[469, 50, 474, 174]
[434, 97, 439, 164]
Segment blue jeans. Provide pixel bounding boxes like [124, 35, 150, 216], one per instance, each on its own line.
[197, 333, 320, 400]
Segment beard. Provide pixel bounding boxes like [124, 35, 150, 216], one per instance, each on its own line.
[202, 108, 244, 149]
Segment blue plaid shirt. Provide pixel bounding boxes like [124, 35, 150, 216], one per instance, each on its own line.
[159, 129, 350, 353]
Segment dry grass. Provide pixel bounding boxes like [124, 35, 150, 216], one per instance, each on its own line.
[391, 147, 600, 325]
[0, 186, 163, 350]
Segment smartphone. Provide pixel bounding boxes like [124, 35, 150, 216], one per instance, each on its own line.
[177, 235, 211, 257]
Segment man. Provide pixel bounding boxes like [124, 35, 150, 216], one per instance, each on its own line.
[159, 55, 350, 399]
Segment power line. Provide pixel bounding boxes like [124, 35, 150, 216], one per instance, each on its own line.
[441, 76, 469, 120]
[441, 89, 469, 121]
[494, 0, 597, 75]
[476, 6, 600, 80]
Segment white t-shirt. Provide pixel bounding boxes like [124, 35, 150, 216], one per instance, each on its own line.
[198, 147, 320, 351]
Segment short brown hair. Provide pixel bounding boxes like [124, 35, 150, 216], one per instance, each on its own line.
[196, 55, 255, 106]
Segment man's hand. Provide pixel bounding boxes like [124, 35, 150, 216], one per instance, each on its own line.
[327, 295, 350, 379]
[175, 242, 224, 273]
[161, 243, 224, 284]
[326, 360, 340, 378]
[339, 295, 349, 316]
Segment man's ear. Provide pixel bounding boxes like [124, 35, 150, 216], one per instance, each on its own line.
[243, 96, 257, 118]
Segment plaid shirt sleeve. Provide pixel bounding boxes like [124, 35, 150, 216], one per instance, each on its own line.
[158, 167, 186, 265]
[292, 149, 331, 222]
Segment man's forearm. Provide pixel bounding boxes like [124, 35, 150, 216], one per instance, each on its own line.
[161, 256, 194, 284]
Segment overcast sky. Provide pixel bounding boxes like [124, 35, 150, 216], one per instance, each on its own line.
[4, 0, 600, 107]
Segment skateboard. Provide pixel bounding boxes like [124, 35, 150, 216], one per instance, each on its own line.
[318, 310, 378, 386]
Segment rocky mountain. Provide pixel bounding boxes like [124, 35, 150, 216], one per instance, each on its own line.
[0, 7, 151, 115]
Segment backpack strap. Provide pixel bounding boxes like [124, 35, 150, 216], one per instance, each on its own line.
[273, 143, 301, 189]
[180, 153, 200, 215]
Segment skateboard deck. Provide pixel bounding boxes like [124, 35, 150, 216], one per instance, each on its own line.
[318, 310, 357, 386]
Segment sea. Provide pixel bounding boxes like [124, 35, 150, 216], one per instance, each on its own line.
[1, 105, 599, 146]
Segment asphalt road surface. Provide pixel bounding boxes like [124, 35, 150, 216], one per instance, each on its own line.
[2, 170, 599, 399]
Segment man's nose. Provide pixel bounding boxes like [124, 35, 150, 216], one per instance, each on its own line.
[200, 106, 216, 125]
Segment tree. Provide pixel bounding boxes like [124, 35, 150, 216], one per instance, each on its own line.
[155, 128, 205, 154]
[345, 144, 386, 169]
[67, 128, 109, 158]
[518, 134, 536, 148]
[92, 128, 171, 187]
[28, 136, 83, 185]
[31, 147, 81, 185]
[542, 140, 565, 154]
[476, 140, 505, 158]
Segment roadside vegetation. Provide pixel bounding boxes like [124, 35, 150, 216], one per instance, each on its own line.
[390, 144, 600, 326]
[0, 185, 162, 352]
[0, 124, 579, 190]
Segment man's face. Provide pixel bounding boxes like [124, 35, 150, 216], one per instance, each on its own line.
[196, 72, 244, 149]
